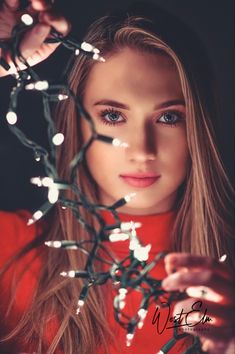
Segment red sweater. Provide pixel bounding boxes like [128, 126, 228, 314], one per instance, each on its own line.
[0, 209, 192, 353]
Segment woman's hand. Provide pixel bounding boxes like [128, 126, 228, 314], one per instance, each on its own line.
[0, 0, 70, 77]
[162, 253, 235, 354]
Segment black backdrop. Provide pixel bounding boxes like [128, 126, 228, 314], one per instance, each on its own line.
[0, 0, 234, 211]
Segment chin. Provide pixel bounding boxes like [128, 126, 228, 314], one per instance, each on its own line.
[118, 191, 176, 215]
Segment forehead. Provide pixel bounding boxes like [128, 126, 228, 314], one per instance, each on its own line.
[83, 47, 183, 104]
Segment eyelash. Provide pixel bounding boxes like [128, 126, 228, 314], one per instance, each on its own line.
[99, 108, 184, 127]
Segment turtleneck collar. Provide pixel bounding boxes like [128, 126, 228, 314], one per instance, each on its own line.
[100, 209, 177, 254]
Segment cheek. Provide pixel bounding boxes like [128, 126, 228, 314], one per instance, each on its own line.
[85, 142, 117, 179]
[81, 118, 123, 181]
[172, 139, 189, 167]
[159, 129, 189, 165]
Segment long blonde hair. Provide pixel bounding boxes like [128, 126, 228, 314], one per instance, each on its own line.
[1, 6, 234, 354]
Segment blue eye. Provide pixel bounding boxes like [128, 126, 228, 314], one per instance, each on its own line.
[99, 108, 184, 127]
[100, 108, 125, 125]
[157, 111, 183, 126]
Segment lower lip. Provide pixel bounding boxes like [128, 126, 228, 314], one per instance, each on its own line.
[120, 176, 161, 188]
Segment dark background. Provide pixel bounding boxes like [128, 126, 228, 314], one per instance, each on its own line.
[0, 0, 234, 211]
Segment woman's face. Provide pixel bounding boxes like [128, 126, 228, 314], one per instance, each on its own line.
[82, 47, 189, 215]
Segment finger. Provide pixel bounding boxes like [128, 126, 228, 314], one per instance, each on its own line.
[185, 286, 223, 303]
[173, 298, 235, 327]
[172, 298, 234, 352]
[162, 270, 234, 304]
[201, 337, 235, 354]
[30, 0, 53, 11]
[39, 11, 71, 36]
[19, 22, 51, 58]
[3, 0, 19, 10]
[164, 253, 233, 280]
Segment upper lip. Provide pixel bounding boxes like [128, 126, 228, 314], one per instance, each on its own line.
[120, 173, 160, 178]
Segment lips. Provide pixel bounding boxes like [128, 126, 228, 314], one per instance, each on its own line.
[120, 173, 161, 188]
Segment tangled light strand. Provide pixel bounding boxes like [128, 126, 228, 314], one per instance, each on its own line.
[0, 12, 205, 354]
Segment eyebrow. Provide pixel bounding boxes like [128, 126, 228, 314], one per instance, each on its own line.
[93, 99, 185, 110]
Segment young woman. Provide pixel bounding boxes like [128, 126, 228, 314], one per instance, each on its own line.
[0, 1, 234, 353]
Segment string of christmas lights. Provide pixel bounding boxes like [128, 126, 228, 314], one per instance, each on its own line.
[0, 12, 206, 353]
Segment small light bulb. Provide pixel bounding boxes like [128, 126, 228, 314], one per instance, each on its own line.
[219, 254, 227, 262]
[25, 83, 34, 90]
[30, 177, 42, 187]
[21, 13, 34, 26]
[109, 233, 129, 242]
[33, 210, 43, 220]
[27, 210, 43, 225]
[121, 221, 133, 231]
[112, 138, 129, 148]
[6, 111, 17, 125]
[68, 270, 76, 278]
[27, 218, 35, 226]
[119, 300, 125, 309]
[42, 177, 53, 187]
[75, 49, 80, 56]
[112, 138, 121, 147]
[129, 238, 139, 251]
[58, 94, 68, 101]
[138, 308, 147, 319]
[118, 288, 127, 300]
[81, 41, 94, 52]
[126, 333, 134, 347]
[60, 270, 76, 278]
[60, 271, 67, 277]
[48, 186, 59, 204]
[121, 221, 141, 231]
[134, 244, 151, 262]
[124, 192, 136, 203]
[92, 53, 99, 60]
[52, 133, 64, 146]
[138, 321, 144, 329]
[76, 299, 85, 314]
[35, 80, 49, 91]
[137, 308, 147, 328]
[99, 56, 106, 63]
[45, 241, 62, 248]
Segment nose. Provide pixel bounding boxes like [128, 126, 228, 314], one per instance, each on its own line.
[126, 120, 156, 163]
